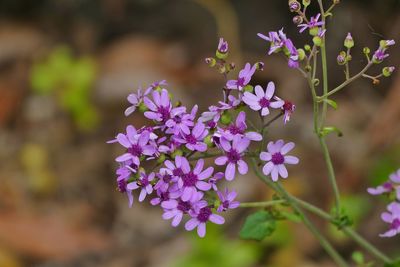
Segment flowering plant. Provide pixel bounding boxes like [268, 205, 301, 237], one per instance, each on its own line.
[108, 0, 397, 265]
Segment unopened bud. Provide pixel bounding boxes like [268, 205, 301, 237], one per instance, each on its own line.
[216, 38, 229, 60]
[288, 0, 301, 12]
[363, 47, 370, 55]
[292, 15, 303, 25]
[313, 36, 323, 46]
[382, 66, 395, 77]
[333, 0, 340, 4]
[337, 51, 347, 65]
[205, 57, 216, 67]
[309, 27, 319, 36]
[204, 135, 214, 147]
[304, 44, 311, 51]
[138, 102, 148, 113]
[344, 33, 354, 49]
[220, 111, 232, 125]
[297, 48, 306, 60]
[243, 85, 254, 93]
[255, 62, 264, 71]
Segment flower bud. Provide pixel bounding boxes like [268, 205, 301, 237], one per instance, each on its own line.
[344, 33, 354, 49]
[333, 0, 340, 4]
[204, 135, 214, 148]
[292, 15, 303, 25]
[220, 111, 232, 125]
[216, 38, 229, 60]
[363, 47, 370, 55]
[205, 57, 216, 67]
[255, 61, 264, 71]
[337, 51, 347, 65]
[288, 0, 301, 12]
[382, 66, 395, 77]
[297, 48, 306, 60]
[302, 0, 311, 7]
[380, 39, 395, 49]
[138, 102, 148, 113]
[243, 85, 254, 93]
[157, 154, 166, 164]
[304, 44, 311, 51]
[309, 27, 319, 36]
[171, 149, 183, 159]
[313, 36, 323, 46]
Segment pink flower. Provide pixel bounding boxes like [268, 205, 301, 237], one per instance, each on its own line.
[243, 82, 284, 116]
[260, 140, 299, 181]
[185, 206, 225, 237]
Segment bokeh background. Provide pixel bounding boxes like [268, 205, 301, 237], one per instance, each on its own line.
[0, 0, 399, 266]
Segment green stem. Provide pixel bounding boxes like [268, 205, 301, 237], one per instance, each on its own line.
[239, 200, 285, 208]
[251, 159, 349, 267]
[318, 62, 373, 100]
[292, 196, 393, 264]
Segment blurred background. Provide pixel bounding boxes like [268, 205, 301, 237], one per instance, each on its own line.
[0, 0, 399, 266]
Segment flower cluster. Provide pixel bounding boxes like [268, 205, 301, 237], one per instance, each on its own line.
[108, 39, 298, 237]
[368, 169, 400, 237]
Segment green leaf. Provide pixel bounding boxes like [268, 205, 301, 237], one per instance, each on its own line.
[239, 211, 276, 241]
[324, 99, 338, 110]
[385, 260, 400, 267]
[320, 126, 343, 138]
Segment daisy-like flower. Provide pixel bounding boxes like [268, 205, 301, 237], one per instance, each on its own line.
[177, 158, 213, 201]
[112, 126, 156, 166]
[115, 164, 135, 207]
[162, 191, 206, 227]
[368, 169, 400, 200]
[217, 111, 262, 141]
[217, 188, 240, 212]
[175, 121, 208, 152]
[144, 89, 185, 123]
[125, 87, 152, 116]
[298, 13, 324, 33]
[150, 187, 180, 206]
[258, 29, 286, 55]
[165, 105, 197, 135]
[185, 206, 225, 238]
[260, 140, 299, 181]
[380, 202, 400, 237]
[127, 172, 155, 202]
[243, 82, 284, 116]
[226, 63, 256, 90]
[215, 136, 250, 181]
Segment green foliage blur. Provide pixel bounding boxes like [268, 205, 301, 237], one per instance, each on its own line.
[30, 46, 99, 131]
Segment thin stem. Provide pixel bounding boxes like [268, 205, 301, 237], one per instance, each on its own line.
[239, 200, 285, 208]
[345, 48, 351, 80]
[251, 159, 349, 267]
[292, 196, 393, 264]
[318, 62, 373, 100]
[189, 151, 222, 161]
[263, 112, 283, 129]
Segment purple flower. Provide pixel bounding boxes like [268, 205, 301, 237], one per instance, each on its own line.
[258, 29, 299, 68]
[149, 80, 167, 90]
[260, 140, 299, 181]
[258, 30, 286, 55]
[226, 63, 256, 90]
[113, 126, 156, 166]
[373, 48, 389, 62]
[150, 187, 180, 206]
[278, 99, 296, 124]
[177, 158, 213, 201]
[175, 121, 209, 152]
[217, 111, 262, 141]
[125, 87, 152, 116]
[127, 172, 155, 202]
[368, 169, 400, 200]
[144, 89, 185, 123]
[298, 13, 324, 33]
[217, 188, 240, 212]
[116, 164, 135, 207]
[218, 37, 228, 54]
[166, 105, 197, 135]
[243, 82, 284, 116]
[209, 172, 224, 191]
[380, 202, 400, 237]
[163, 156, 185, 179]
[154, 168, 174, 192]
[185, 206, 225, 237]
[215, 136, 250, 181]
[162, 191, 206, 227]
